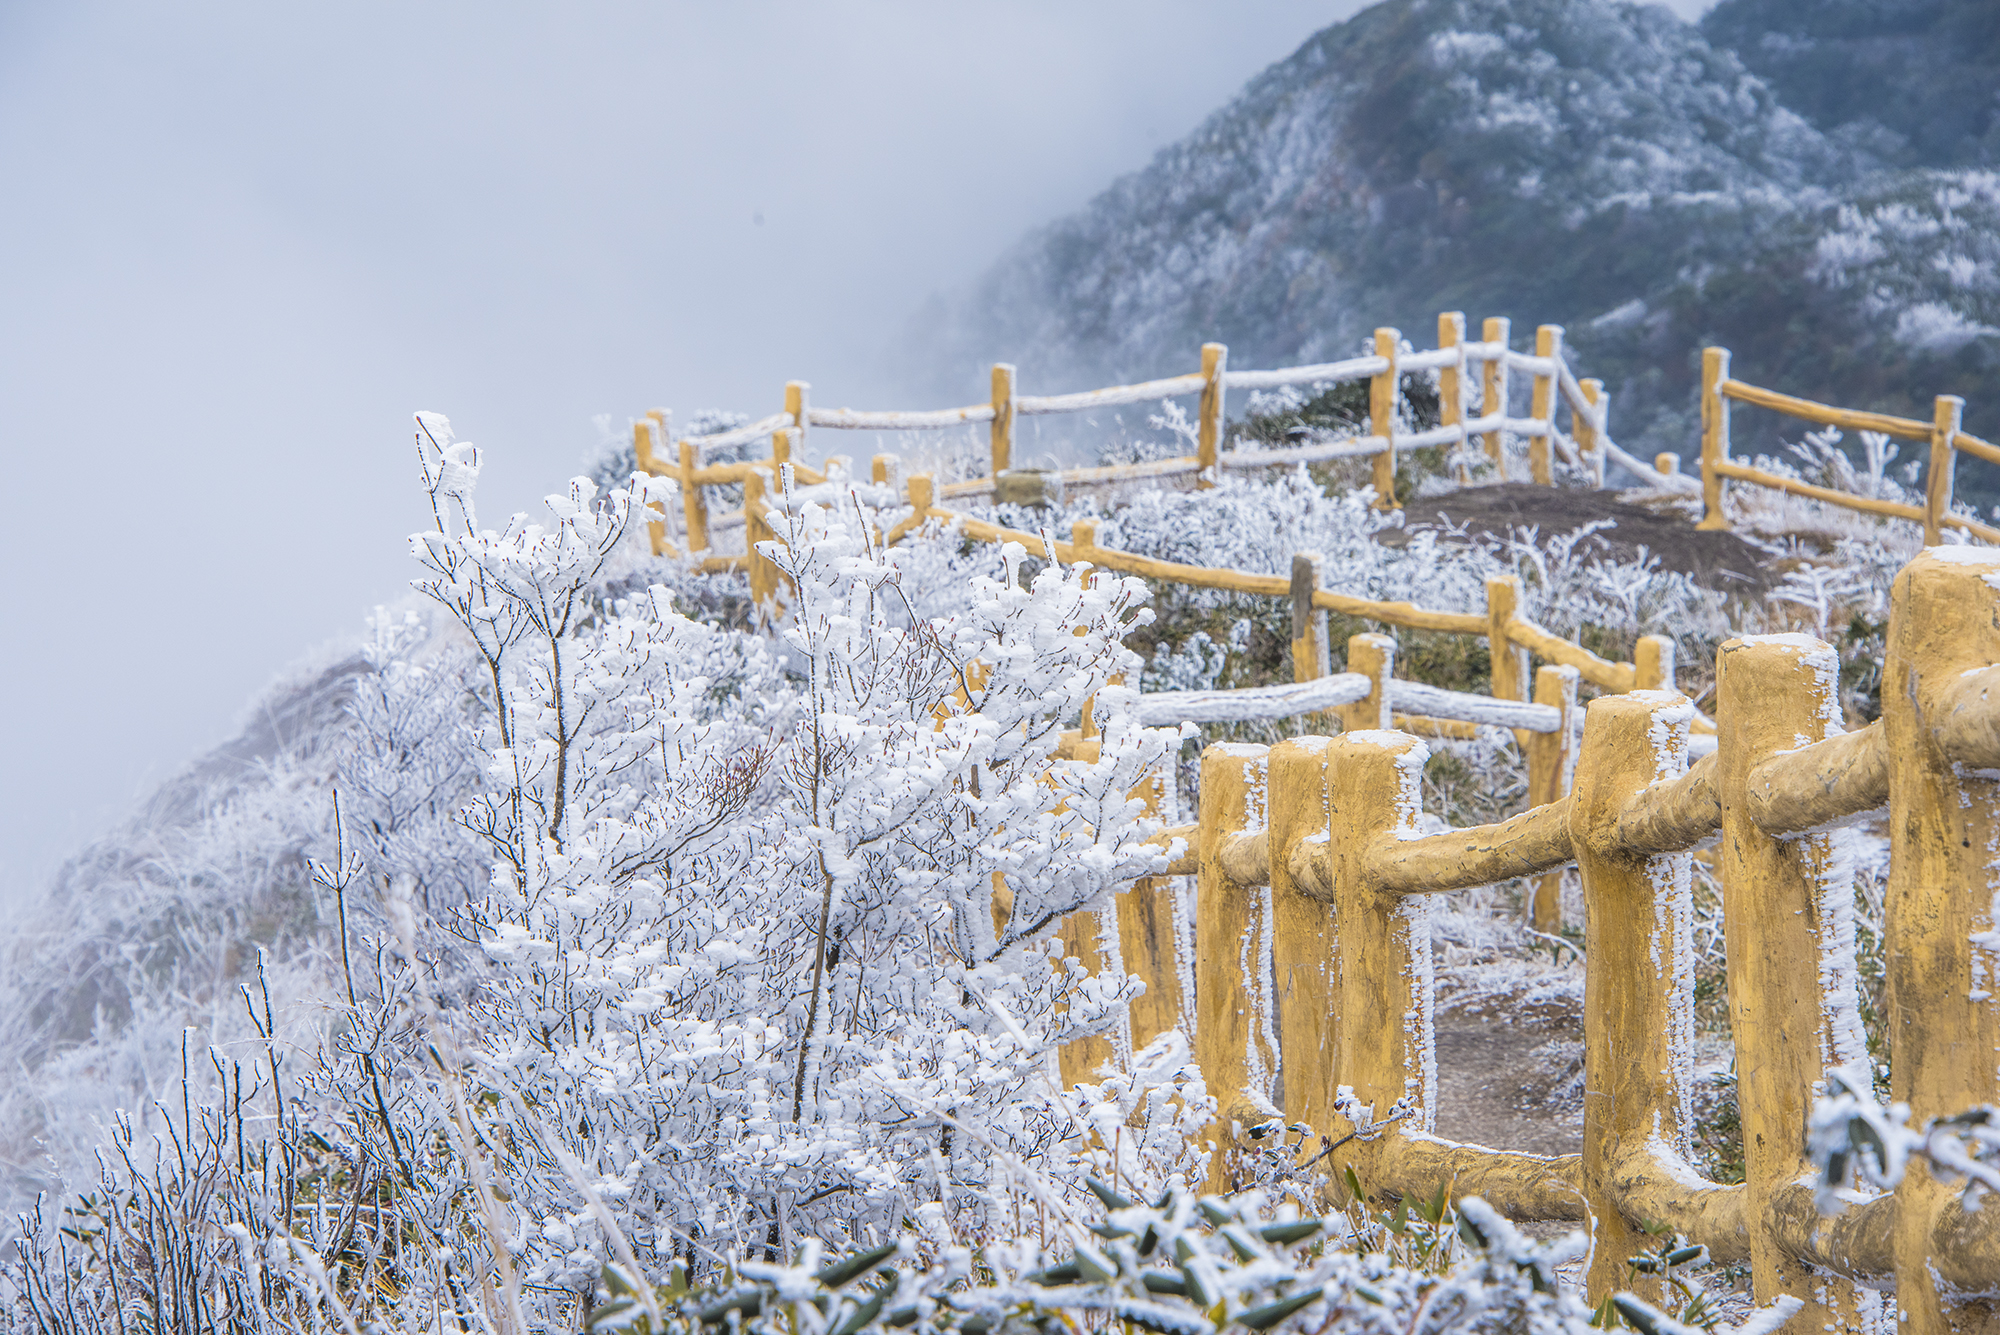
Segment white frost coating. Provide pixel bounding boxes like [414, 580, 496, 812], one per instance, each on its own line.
[1813, 827, 1873, 1074]
[679, 411, 792, 454]
[1385, 679, 1562, 732]
[1015, 372, 1205, 415]
[1649, 849, 1700, 1152]
[1254, 884, 1282, 1110]
[1686, 733, 1718, 760]
[1923, 545, 2000, 565]
[808, 403, 996, 430]
[1739, 631, 1836, 653]
[1726, 1295, 1806, 1335]
[1222, 355, 1387, 391]
[1138, 673, 1370, 725]
[1217, 436, 1390, 468]
[1644, 1130, 1732, 1193]
[1634, 691, 1695, 781]
[1402, 894, 1438, 1133]
[1636, 697, 1700, 1147]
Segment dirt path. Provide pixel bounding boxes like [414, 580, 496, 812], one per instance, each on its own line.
[1429, 1013, 1584, 1159]
[1386, 482, 1775, 594]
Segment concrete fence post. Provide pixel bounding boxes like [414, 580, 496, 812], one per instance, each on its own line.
[1438, 312, 1467, 483]
[1883, 551, 2000, 1335]
[1485, 574, 1528, 715]
[1571, 690, 1699, 1302]
[1634, 634, 1676, 693]
[1524, 663, 1578, 933]
[1290, 553, 1329, 684]
[990, 363, 1016, 478]
[1577, 377, 1605, 486]
[1529, 324, 1564, 485]
[1370, 327, 1400, 508]
[1118, 761, 1184, 1055]
[744, 461, 781, 610]
[784, 381, 810, 465]
[1481, 316, 1511, 470]
[1267, 738, 1338, 1150]
[1926, 394, 1964, 546]
[1714, 635, 1870, 1330]
[1698, 347, 1731, 531]
[1337, 633, 1394, 734]
[1199, 342, 1227, 484]
[1196, 743, 1279, 1183]
[1323, 732, 1436, 1189]
[636, 415, 670, 556]
[680, 437, 710, 555]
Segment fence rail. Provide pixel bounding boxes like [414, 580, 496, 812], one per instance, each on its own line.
[1097, 549, 2000, 1327]
[632, 310, 1691, 547]
[1697, 346, 2000, 544]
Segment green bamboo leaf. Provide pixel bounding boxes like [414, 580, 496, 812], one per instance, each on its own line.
[1234, 1287, 1324, 1330]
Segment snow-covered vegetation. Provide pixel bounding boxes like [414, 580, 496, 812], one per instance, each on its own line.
[916, 0, 1999, 502]
[8, 382, 1966, 1331]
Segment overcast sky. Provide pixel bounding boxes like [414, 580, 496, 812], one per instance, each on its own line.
[0, 0, 1715, 903]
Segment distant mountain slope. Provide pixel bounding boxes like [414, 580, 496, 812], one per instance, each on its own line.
[1703, 0, 2000, 169]
[914, 0, 2000, 496]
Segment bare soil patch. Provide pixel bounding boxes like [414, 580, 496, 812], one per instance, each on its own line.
[1384, 483, 1774, 594]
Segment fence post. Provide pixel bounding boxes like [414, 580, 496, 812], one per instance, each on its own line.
[1370, 328, 1400, 508]
[784, 381, 810, 466]
[1529, 324, 1564, 485]
[1579, 377, 1605, 486]
[1199, 342, 1228, 482]
[1290, 553, 1329, 683]
[1571, 690, 1698, 1303]
[1118, 761, 1184, 1054]
[1698, 347, 1731, 531]
[636, 415, 670, 556]
[680, 438, 710, 555]
[1926, 394, 1965, 545]
[1714, 635, 1870, 1331]
[1882, 551, 2000, 1335]
[1481, 316, 1510, 469]
[1485, 574, 1528, 716]
[1267, 738, 1338, 1148]
[1654, 452, 1681, 478]
[1633, 634, 1676, 692]
[1197, 743, 1281, 1183]
[1323, 731, 1436, 1185]
[1337, 633, 1394, 734]
[871, 454, 894, 486]
[990, 363, 1016, 479]
[1057, 896, 1120, 1090]
[745, 462, 780, 610]
[1438, 312, 1467, 482]
[1524, 663, 1578, 933]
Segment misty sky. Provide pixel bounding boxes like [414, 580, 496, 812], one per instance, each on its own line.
[0, 0, 1714, 903]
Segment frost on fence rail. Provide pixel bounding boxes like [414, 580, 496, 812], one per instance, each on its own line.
[1148, 551, 2000, 1321]
[1016, 372, 1207, 416]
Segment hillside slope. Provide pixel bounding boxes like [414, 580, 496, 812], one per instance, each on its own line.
[912, 0, 2000, 493]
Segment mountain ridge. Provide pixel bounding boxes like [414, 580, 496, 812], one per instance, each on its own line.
[911, 0, 2000, 491]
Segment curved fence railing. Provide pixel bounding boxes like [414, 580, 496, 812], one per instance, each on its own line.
[1096, 549, 2000, 1323]
[630, 311, 1687, 554]
[1696, 346, 2000, 544]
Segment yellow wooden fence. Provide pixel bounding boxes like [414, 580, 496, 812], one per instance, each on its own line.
[1113, 548, 2000, 1327]
[630, 309, 1650, 555]
[1695, 345, 2000, 544]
